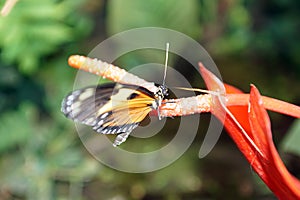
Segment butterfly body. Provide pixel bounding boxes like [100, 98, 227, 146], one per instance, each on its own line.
[61, 83, 168, 146]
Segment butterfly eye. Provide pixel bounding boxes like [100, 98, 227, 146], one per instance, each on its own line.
[155, 85, 168, 99]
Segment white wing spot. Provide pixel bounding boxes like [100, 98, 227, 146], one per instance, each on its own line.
[84, 118, 96, 126]
[100, 112, 109, 119]
[72, 102, 82, 109]
[65, 106, 71, 113]
[78, 89, 94, 101]
[98, 119, 104, 126]
[66, 99, 73, 106]
[67, 95, 75, 102]
[102, 129, 108, 134]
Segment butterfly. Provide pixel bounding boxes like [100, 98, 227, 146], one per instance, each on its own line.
[61, 82, 168, 146]
[62, 43, 171, 146]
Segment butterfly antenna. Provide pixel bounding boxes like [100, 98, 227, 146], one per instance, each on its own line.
[162, 42, 169, 86]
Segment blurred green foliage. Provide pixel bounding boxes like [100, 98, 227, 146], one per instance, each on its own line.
[0, 0, 99, 199]
[0, 0, 92, 74]
[107, 0, 201, 38]
[248, 0, 300, 71]
[0, 0, 299, 199]
[281, 119, 300, 155]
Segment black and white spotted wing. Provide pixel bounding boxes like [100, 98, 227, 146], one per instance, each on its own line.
[61, 83, 161, 145]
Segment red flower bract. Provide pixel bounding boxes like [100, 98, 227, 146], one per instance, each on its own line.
[199, 63, 300, 199]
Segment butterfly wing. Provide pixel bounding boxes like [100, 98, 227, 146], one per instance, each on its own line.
[61, 83, 156, 145]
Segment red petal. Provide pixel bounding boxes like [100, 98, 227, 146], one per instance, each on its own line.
[249, 85, 300, 199]
[199, 63, 300, 199]
[198, 62, 225, 94]
[199, 63, 254, 146]
[223, 83, 252, 133]
[199, 63, 264, 167]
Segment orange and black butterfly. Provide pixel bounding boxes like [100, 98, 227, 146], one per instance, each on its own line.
[61, 83, 168, 146]
[61, 43, 170, 146]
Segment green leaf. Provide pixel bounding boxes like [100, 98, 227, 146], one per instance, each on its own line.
[0, 103, 36, 153]
[281, 119, 300, 155]
[0, 0, 92, 74]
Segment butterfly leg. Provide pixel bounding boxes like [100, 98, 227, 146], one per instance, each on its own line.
[113, 132, 131, 147]
[157, 108, 162, 120]
[154, 98, 163, 120]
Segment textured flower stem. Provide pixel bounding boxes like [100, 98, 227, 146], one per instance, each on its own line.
[68, 55, 158, 93]
[226, 94, 300, 118]
[160, 94, 212, 117]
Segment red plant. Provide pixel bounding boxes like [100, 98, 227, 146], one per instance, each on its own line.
[199, 63, 300, 199]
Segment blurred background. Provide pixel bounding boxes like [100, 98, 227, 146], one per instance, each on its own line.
[0, 0, 300, 199]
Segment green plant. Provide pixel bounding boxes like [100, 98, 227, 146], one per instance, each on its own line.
[0, 0, 92, 74]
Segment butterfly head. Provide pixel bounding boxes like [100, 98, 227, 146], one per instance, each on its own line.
[154, 84, 168, 101]
[152, 84, 168, 114]
[157, 84, 168, 98]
